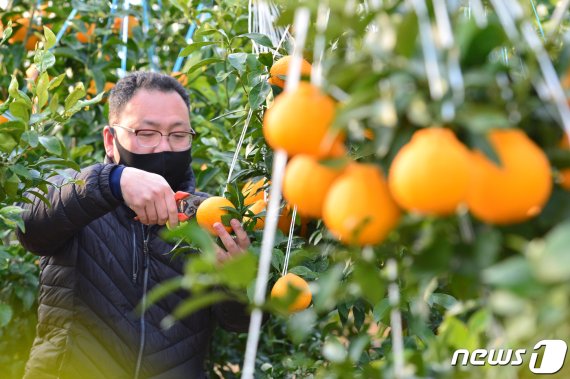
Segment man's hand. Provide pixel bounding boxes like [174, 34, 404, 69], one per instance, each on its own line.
[120, 167, 179, 227]
[213, 219, 251, 264]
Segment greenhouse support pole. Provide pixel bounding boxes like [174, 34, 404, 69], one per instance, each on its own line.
[241, 8, 311, 378]
[54, 8, 78, 46]
[172, 3, 209, 73]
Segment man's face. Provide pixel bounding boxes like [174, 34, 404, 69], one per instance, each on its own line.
[103, 89, 191, 162]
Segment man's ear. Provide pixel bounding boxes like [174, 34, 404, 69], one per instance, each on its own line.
[103, 125, 116, 162]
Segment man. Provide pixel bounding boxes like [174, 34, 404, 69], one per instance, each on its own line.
[16, 71, 251, 379]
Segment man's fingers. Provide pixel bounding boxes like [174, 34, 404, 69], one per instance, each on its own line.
[231, 219, 250, 250]
[146, 203, 159, 225]
[213, 222, 239, 253]
[165, 192, 179, 228]
[215, 244, 229, 264]
[156, 196, 170, 226]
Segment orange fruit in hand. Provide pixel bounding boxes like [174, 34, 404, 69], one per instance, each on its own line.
[323, 163, 401, 246]
[283, 154, 344, 219]
[263, 82, 336, 157]
[197, 196, 235, 234]
[271, 273, 312, 312]
[388, 128, 472, 216]
[242, 178, 269, 206]
[76, 23, 96, 43]
[268, 55, 312, 88]
[468, 129, 552, 225]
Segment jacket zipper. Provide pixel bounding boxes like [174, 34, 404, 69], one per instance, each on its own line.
[134, 225, 151, 379]
[131, 224, 138, 284]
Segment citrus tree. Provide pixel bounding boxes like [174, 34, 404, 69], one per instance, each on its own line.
[2, 0, 570, 378]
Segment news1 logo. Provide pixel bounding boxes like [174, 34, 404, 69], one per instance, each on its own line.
[451, 340, 568, 374]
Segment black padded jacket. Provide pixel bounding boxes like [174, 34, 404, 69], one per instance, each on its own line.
[16, 162, 250, 379]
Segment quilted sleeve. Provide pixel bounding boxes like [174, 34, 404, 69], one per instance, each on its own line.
[15, 163, 122, 256]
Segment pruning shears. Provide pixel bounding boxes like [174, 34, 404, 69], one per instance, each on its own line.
[174, 191, 208, 222]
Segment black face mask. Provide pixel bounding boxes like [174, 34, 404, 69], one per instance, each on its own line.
[114, 138, 192, 191]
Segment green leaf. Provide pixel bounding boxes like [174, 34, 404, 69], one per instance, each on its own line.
[0, 133, 17, 153]
[228, 53, 248, 72]
[428, 293, 458, 310]
[0, 205, 24, 231]
[313, 264, 343, 311]
[39, 136, 63, 156]
[34, 50, 56, 72]
[65, 92, 105, 115]
[138, 277, 182, 313]
[0, 303, 13, 327]
[37, 72, 50, 109]
[179, 41, 217, 57]
[187, 58, 224, 74]
[288, 265, 318, 280]
[70, 145, 94, 160]
[21, 130, 39, 148]
[239, 33, 274, 48]
[468, 131, 502, 166]
[8, 75, 19, 98]
[218, 252, 257, 288]
[8, 100, 30, 123]
[64, 84, 87, 111]
[352, 262, 385, 305]
[531, 221, 570, 283]
[372, 298, 390, 323]
[395, 12, 418, 57]
[438, 317, 476, 350]
[483, 256, 534, 289]
[162, 220, 216, 256]
[162, 291, 229, 329]
[33, 158, 80, 171]
[43, 26, 56, 49]
[249, 80, 271, 109]
[459, 105, 511, 135]
[49, 74, 65, 90]
[258, 52, 273, 67]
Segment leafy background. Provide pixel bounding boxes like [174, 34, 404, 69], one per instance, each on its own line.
[1, 0, 570, 378]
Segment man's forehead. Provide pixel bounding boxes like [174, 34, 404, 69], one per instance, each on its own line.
[118, 89, 191, 126]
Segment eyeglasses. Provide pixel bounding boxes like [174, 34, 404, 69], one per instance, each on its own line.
[111, 124, 196, 151]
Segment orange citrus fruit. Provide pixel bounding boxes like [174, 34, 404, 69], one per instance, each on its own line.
[263, 82, 336, 157]
[277, 203, 294, 235]
[268, 55, 312, 88]
[112, 16, 139, 37]
[271, 273, 312, 312]
[283, 155, 344, 219]
[468, 129, 552, 224]
[87, 81, 115, 103]
[323, 163, 401, 246]
[388, 128, 472, 216]
[242, 178, 269, 206]
[244, 199, 267, 230]
[9, 18, 41, 50]
[243, 200, 295, 234]
[76, 23, 96, 43]
[196, 196, 235, 234]
[171, 71, 188, 86]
